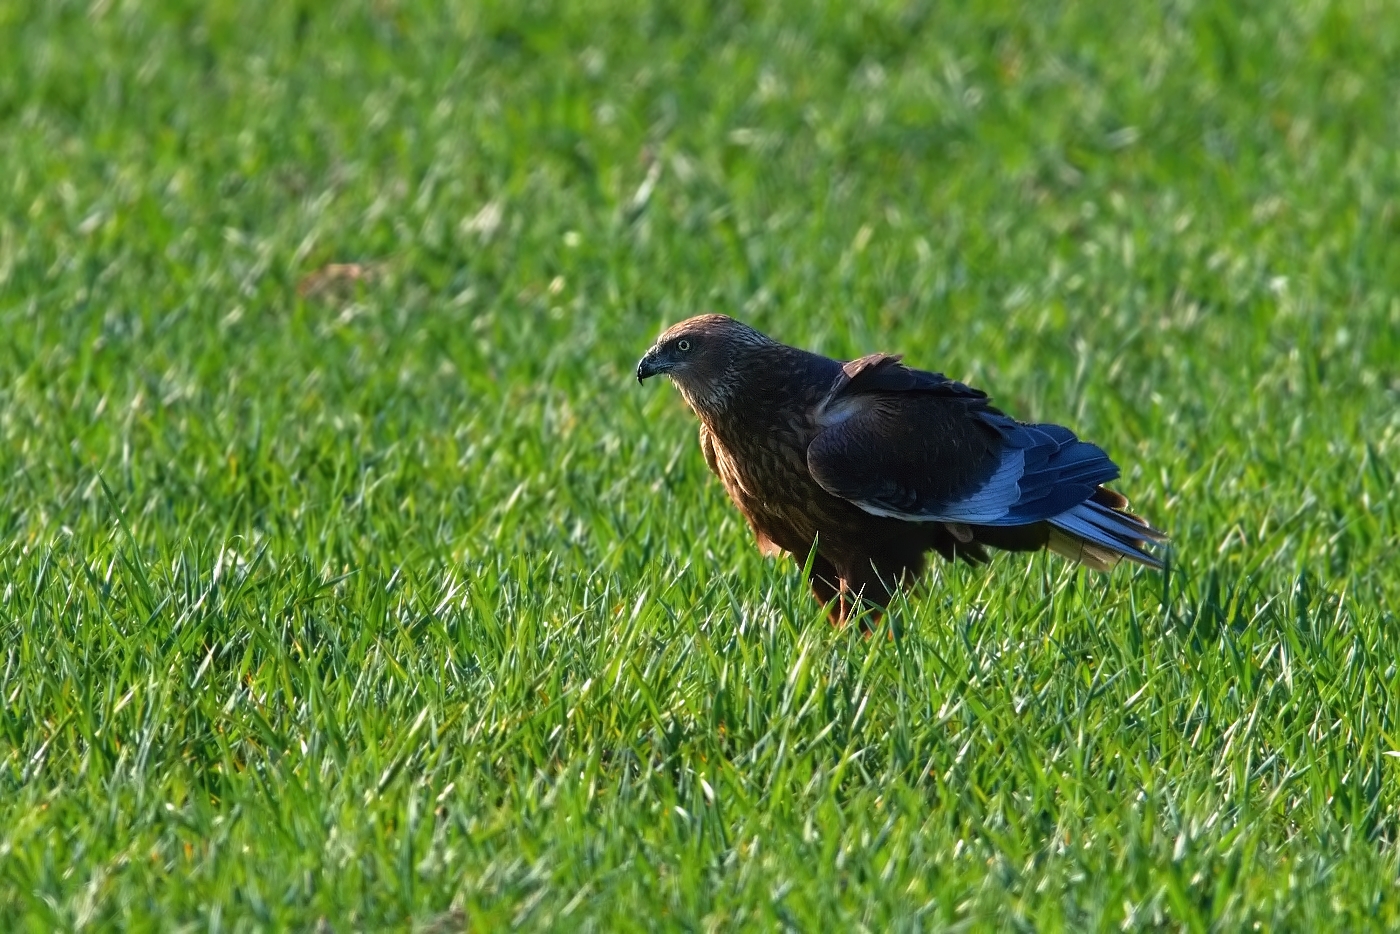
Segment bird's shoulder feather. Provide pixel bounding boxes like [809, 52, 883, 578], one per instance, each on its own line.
[816, 353, 986, 414]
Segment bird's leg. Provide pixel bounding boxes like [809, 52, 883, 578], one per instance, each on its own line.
[811, 557, 899, 634]
[840, 586, 887, 635]
[841, 562, 901, 637]
[807, 554, 844, 625]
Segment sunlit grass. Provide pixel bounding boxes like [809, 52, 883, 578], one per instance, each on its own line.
[2, 0, 1399, 928]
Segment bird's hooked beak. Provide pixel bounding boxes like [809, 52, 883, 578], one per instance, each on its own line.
[636, 346, 668, 384]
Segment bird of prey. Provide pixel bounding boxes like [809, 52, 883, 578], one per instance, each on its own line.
[636, 314, 1166, 624]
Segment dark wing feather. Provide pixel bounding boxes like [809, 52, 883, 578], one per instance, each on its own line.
[808, 355, 1010, 521]
[817, 353, 986, 406]
[807, 355, 1132, 528]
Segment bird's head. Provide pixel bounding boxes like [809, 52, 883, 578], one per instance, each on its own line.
[636, 314, 775, 415]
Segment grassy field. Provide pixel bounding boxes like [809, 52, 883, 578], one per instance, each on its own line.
[3, 0, 1400, 928]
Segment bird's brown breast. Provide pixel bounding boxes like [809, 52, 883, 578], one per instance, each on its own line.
[700, 412, 864, 558]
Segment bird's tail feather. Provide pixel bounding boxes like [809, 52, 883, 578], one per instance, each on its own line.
[1047, 496, 1167, 571]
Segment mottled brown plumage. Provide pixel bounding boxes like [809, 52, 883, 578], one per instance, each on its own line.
[636, 315, 1166, 624]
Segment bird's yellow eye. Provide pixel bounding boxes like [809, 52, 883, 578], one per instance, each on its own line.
[677, 339, 692, 352]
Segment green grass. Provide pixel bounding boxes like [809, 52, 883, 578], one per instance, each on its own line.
[3, 0, 1400, 928]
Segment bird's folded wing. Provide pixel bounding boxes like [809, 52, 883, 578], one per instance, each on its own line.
[807, 356, 1123, 527]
